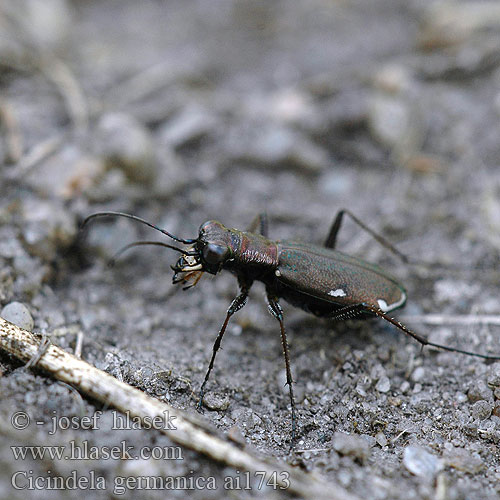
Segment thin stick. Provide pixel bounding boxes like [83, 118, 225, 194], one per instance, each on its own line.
[0, 317, 356, 500]
[0, 6, 88, 134]
[7, 134, 64, 179]
[37, 55, 89, 134]
[0, 98, 23, 163]
[105, 60, 195, 108]
[74, 330, 84, 359]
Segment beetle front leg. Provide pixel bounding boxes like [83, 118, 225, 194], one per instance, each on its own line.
[266, 290, 297, 447]
[198, 279, 252, 410]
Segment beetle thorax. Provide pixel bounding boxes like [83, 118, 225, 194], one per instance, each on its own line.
[236, 232, 278, 267]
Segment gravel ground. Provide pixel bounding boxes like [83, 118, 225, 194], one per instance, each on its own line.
[1, 1, 500, 499]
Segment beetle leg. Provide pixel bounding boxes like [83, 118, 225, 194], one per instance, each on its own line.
[198, 278, 253, 411]
[247, 213, 269, 237]
[363, 304, 500, 360]
[323, 210, 344, 249]
[266, 290, 297, 447]
[324, 209, 409, 264]
[326, 303, 368, 321]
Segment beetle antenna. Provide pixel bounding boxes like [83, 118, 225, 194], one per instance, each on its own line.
[81, 212, 197, 244]
[364, 304, 500, 360]
[108, 241, 198, 267]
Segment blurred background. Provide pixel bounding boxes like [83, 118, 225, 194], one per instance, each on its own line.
[1, 1, 500, 499]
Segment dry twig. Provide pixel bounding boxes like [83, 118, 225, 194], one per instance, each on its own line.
[0, 98, 23, 163]
[5, 134, 64, 180]
[0, 317, 357, 500]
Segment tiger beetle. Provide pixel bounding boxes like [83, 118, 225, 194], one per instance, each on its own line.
[81, 210, 500, 447]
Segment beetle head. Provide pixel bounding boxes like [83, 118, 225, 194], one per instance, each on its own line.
[171, 220, 234, 283]
[197, 220, 233, 274]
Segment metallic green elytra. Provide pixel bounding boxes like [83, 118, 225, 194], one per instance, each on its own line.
[82, 209, 500, 447]
[275, 242, 406, 317]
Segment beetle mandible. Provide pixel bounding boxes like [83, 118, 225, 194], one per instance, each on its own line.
[82, 210, 500, 445]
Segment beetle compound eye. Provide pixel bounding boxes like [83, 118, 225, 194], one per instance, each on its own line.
[202, 243, 228, 265]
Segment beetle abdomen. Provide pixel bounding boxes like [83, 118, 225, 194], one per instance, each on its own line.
[275, 242, 406, 313]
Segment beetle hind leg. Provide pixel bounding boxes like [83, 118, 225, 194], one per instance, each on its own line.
[363, 304, 500, 360]
[326, 303, 369, 321]
[266, 290, 297, 448]
[247, 213, 269, 237]
[324, 209, 409, 264]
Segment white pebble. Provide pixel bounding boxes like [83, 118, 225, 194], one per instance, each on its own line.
[1, 302, 34, 331]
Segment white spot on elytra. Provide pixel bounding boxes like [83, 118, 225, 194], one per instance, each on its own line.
[376, 291, 406, 312]
[275, 270, 281, 277]
[329, 289, 346, 297]
[377, 299, 389, 311]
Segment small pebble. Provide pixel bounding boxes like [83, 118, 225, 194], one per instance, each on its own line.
[294, 383, 306, 404]
[1, 302, 34, 331]
[400, 381, 410, 393]
[375, 432, 388, 447]
[1, 0, 72, 52]
[26, 145, 105, 199]
[85, 217, 138, 260]
[467, 380, 493, 402]
[226, 123, 328, 174]
[203, 393, 230, 411]
[0, 229, 25, 259]
[94, 112, 156, 184]
[0, 266, 14, 303]
[21, 199, 77, 261]
[355, 375, 371, 397]
[332, 432, 370, 462]
[492, 402, 500, 418]
[375, 376, 391, 393]
[367, 94, 411, 149]
[443, 446, 484, 473]
[418, 2, 500, 49]
[471, 400, 492, 420]
[411, 366, 426, 383]
[159, 105, 217, 148]
[151, 146, 188, 199]
[487, 362, 500, 388]
[373, 63, 413, 94]
[227, 425, 246, 446]
[403, 445, 441, 478]
[434, 280, 480, 304]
